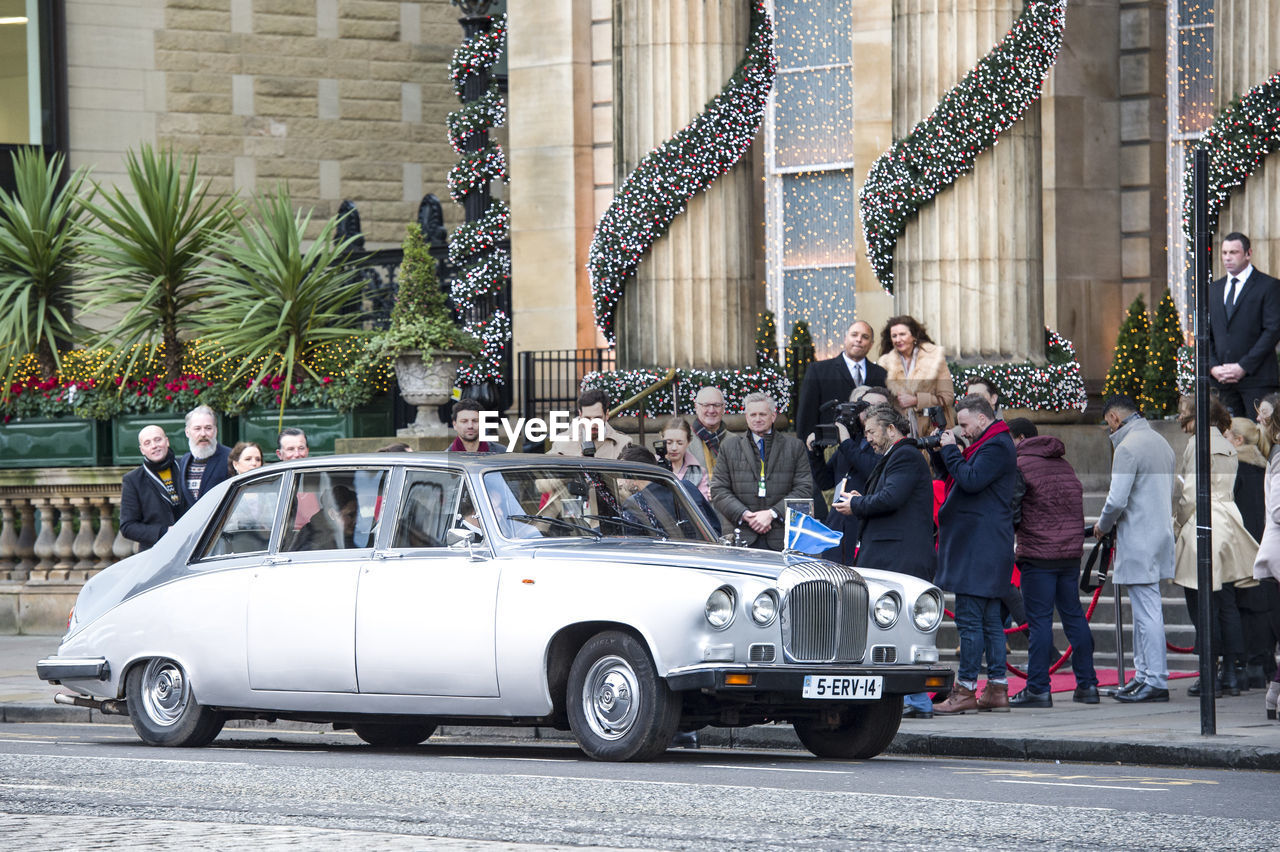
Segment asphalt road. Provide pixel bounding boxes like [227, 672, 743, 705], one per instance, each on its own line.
[0, 722, 1275, 850]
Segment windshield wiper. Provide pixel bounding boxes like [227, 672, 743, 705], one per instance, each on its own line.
[580, 513, 666, 538]
[506, 513, 602, 539]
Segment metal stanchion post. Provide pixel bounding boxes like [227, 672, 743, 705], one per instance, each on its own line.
[1113, 578, 1126, 688]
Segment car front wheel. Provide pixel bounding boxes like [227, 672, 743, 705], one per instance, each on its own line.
[793, 698, 903, 759]
[125, 658, 224, 747]
[566, 631, 680, 761]
[351, 722, 437, 747]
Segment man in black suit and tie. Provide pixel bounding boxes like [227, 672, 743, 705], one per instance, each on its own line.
[1209, 232, 1280, 417]
[795, 320, 888, 443]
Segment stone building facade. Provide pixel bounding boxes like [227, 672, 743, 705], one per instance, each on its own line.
[58, 0, 467, 245]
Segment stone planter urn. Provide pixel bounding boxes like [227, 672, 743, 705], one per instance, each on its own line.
[394, 350, 466, 437]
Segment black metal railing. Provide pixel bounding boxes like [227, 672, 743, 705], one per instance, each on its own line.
[519, 348, 616, 421]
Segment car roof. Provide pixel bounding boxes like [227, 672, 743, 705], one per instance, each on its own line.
[261, 452, 665, 474]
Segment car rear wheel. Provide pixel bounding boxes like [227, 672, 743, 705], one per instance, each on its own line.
[793, 698, 903, 759]
[351, 722, 437, 747]
[125, 658, 224, 747]
[567, 631, 680, 761]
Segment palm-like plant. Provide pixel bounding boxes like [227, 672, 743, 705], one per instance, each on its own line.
[78, 145, 236, 385]
[0, 148, 89, 397]
[200, 185, 369, 419]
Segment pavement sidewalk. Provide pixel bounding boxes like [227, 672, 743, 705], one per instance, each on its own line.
[4, 635, 1278, 770]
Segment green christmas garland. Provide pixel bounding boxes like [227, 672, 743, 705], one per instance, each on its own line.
[587, 0, 775, 343]
[949, 328, 1086, 413]
[447, 14, 510, 388]
[580, 366, 792, 419]
[1182, 70, 1280, 241]
[858, 0, 1067, 292]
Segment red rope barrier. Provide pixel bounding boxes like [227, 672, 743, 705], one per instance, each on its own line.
[942, 585, 1108, 680]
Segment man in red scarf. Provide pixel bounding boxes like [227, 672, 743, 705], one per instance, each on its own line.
[931, 395, 1018, 714]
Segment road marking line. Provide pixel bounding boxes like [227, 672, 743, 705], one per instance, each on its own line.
[434, 755, 578, 764]
[701, 764, 850, 775]
[21, 753, 253, 768]
[992, 780, 1164, 792]
[0, 731, 55, 741]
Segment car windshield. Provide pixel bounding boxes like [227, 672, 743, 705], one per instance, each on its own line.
[483, 467, 714, 542]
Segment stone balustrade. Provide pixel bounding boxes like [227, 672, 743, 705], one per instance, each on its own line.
[0, 466, 136, 634]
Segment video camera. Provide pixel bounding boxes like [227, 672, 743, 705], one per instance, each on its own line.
[652, 439, 672, 470]
[813, 398, 872, 449]
[912, 405, 949, 449]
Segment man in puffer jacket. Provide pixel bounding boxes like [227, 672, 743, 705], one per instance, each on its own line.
[1007, 418, 1100, 708]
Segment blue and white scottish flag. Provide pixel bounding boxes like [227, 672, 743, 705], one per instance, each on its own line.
[784, 508, 843, 554]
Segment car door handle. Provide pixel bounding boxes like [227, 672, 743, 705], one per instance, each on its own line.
[263, 555, 291, 565]
[372, 550, 403, 560]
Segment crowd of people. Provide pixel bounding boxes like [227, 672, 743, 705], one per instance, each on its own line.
[115, 234, 1280, 723]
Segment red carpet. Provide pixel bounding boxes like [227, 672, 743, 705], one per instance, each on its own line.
[976, 669, 1197, 695]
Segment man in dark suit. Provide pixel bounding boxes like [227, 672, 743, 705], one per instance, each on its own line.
[120, 425, 187, 550]
[710, 392, 812, 550]
[837, 403, 936, 716]
[177, 404, 232, 506]
[1209, 232, 1280, 417]
[795, 320, 888, 442]
[837, 404, 936, 581]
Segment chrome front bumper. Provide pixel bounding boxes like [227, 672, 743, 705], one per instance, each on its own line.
[36, 656, 110, 683]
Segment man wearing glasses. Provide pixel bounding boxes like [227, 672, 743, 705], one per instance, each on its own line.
[686, 386, 733, 479]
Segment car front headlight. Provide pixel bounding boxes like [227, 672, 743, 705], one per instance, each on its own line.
[913, 590, 943, 631]
[873, 592, 901, 628]
[750, 590, 778, 626]
[705, 586, 736, 629]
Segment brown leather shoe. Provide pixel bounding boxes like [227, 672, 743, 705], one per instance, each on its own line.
[977, 681, 1010, 712]
[933, 682, 978, 715]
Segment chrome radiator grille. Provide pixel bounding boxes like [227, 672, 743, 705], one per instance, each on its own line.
[777, 562, 869, 663]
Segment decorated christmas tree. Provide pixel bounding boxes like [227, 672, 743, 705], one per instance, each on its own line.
[756, 311, 778, 367]
[1103, 294, 1150, 404]
[1140, 290, 1184, 417]
[786, 321, 815, 416]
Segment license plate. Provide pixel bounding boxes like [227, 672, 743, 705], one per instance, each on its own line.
[802, 675, 883, 700]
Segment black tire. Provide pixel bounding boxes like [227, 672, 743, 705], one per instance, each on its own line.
[566, 631, 680, 761]
[351, 722, 437, 747]
[125, 658, 224, 747]
[793, 699, 903, 759]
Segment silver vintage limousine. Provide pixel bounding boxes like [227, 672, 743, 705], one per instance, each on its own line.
[38, 453, 951, 761]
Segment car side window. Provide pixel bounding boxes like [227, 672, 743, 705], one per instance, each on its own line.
[281, 469, 389, 553]
[201, 475, 282, 559]
[392, 469, 472, 549]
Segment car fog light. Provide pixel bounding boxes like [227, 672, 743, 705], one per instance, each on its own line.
[913, 590, 943, 631]
[873, 592, 901, 628]
[705, 587, 736, 629]
[750, 591, 778, 625]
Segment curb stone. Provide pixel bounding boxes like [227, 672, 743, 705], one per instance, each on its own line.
[3, 702, 1278, 770]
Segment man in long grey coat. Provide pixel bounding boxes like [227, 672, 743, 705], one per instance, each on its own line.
[711, 392, 812, 550]
[1093, 394, 1176, 703]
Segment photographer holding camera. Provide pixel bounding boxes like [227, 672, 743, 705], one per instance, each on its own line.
[931, 394, 1018, 715]
[803, 388, 888, 560]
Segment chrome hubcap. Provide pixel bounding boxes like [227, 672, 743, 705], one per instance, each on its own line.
[581, 655, 640, 741]
[141, 659, 189, 727]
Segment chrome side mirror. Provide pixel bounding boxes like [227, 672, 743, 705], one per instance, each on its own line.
[447, 528, 478, 548]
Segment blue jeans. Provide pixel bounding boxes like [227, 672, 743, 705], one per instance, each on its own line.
[903, 692, 932, 712]
[1020, 559, 1099, 694]
[954, 593, 1007, 684]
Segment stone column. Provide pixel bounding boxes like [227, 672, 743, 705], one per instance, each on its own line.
[1213, 0, 1280, 272]
[32, 498, 56, 577]
[93, 497, 117, 571]
[0, 500, 17, 579]
[613, 0, 760, 369]
[15, 499, 36, 575]
[892, 0, 1045, 363]
[72, 498, 96, 573]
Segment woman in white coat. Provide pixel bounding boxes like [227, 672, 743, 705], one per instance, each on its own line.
[1251, 405, 1280, 719]
[1174, 396, 1256, 696]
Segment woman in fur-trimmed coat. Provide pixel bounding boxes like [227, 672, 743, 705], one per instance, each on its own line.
[876, 315, 956, 437]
